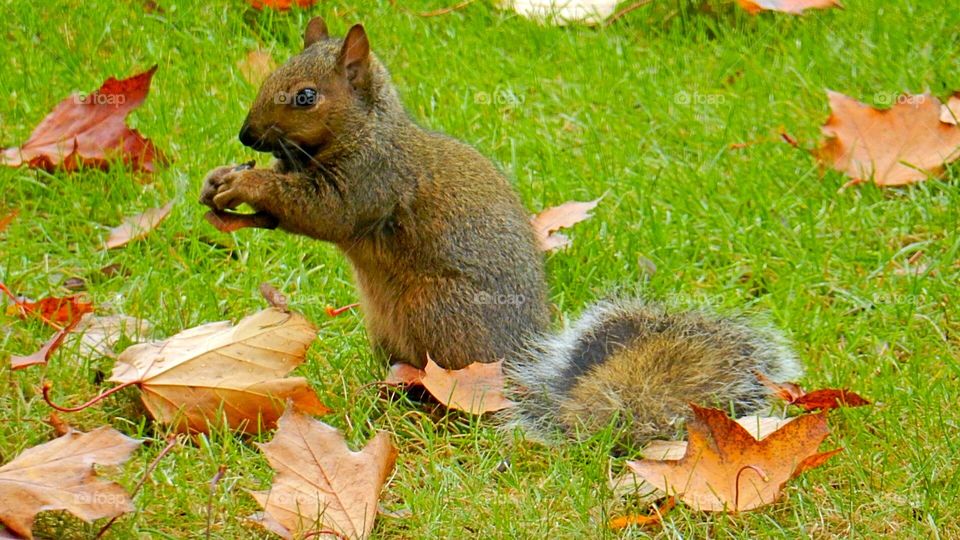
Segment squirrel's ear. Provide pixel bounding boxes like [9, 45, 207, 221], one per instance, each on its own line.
[338, 24, 370, 89]
[303, 17, 329, 49]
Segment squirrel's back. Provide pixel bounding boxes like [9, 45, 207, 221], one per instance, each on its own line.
[504, 299, 803, 447]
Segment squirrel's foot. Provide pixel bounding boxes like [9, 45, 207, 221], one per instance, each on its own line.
[200, 164, 265, 212]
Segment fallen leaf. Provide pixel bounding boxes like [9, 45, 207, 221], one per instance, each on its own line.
[46, 412, 71, 436]
[0, 210, 17, 233]
[248, 0, 318, 10]
[609, 416, 794, 501]
[71, 313, 153, 359]
[939, 93, 960, 124]
[0, 427, 140, 539]
[756, 373, 870, 411]
[105, 201, 174, 249]
[248, 408, 397, 540]
[387, 356, 513, 415]
[0, 284, 93, 327]
[499, 0, 619, 25]
[816, 91, 960, 186]
[385, 362, 425, 386]
[238, 50, 277, 86]
[627, 405, 837, 512]
[608, 497, 675, 530]
[792, 389, 870, 411]
[1, 66, 163, 173]
[109, 308, 329, 434]
[259, 283, 288, 312]
[204, 210, 278, 233]
[10, 314, 85, 370]
[737, 0, 840, 15]
[530, 198, 600, 252]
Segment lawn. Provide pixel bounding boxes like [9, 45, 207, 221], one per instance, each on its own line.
[1, 0, 958, 538]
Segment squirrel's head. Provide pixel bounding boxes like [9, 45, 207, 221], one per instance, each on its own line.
[239, 17, 380, 164]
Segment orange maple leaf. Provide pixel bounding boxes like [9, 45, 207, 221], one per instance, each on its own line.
[627, 405, 839, 512]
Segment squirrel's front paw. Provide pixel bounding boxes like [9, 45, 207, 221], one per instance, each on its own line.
[200, 164, 261, 211]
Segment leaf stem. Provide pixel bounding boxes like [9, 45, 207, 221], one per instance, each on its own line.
[42, 380, 138, 413]
[734, 464, 769, 511]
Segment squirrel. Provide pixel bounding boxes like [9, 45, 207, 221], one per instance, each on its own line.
[200, 18, 802, 447]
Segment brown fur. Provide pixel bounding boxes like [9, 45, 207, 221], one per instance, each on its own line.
[201, 19, 803, 444]
[200, 20, 549, 369]
[503, 300, 802, 447]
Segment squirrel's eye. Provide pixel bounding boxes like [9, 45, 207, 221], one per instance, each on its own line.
[293, 88, 319, 108]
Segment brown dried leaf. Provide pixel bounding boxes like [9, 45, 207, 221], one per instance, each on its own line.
[939, 93, 960, 124]
[609, 416, 794, 502]
[9, 315, 84, 370]
[792, 389, 870, 411]
[756, 373, 870, 411]
[105, 201, 174, 249]
[259, 283, 289, 311]
[816, 91, 960, 186]
[737, 0, 840, 14]
[389, 356, 513, 415]
[238, 50, 277, 87]
[248, 408, 397, 540]
[1, 67, 163, 173]
[530, 198, 600, 252]
[385, 362, 425, 386]
[627, 405, 836, 512]
[0, 427, 140, 539]
[109, 308, 329, 434]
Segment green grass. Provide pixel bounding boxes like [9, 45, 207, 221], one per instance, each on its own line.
[2, 0, 959, 538]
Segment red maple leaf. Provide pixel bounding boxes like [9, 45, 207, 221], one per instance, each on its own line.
[1, 66, 164, 173]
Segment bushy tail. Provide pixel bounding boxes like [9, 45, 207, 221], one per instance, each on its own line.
[502, 299, 803, 447]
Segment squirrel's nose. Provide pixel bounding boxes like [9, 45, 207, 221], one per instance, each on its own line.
[238, 123, 262, 149]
